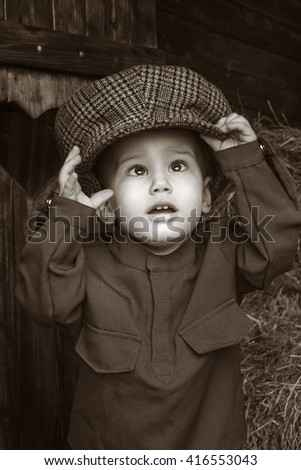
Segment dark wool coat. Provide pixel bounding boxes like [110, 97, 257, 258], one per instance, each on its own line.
[16, 141, 301, 449]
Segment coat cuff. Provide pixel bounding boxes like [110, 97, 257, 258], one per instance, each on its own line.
[48, 195, 97, 232]
[214, 140, 263, 173]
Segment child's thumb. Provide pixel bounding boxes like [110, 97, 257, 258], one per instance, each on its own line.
[90, 189, 114, 210]
[200, 133, 225, 152]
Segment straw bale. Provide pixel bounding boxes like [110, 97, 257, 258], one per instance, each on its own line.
[219, 117, 301, 449]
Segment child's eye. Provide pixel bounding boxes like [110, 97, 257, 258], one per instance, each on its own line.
[169, 161, 187, 172]
[128, 165, 148, 176]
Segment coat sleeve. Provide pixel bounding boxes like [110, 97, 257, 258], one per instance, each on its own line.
[16, 195, 97, 328]
[214, 139, 301, 291]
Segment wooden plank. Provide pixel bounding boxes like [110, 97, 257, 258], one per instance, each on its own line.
[129, 0, 157, 47]
[164, 53, 301, 126]
[1, 66, 90, 118]
[16, 319, 65, 449]
[0, 57, 300, 126]
[0, 166, 79, 449]
[158, 0, 301, 63]
[233, 74, 301, 126]
[85, 0, 106, 39]
[53, 0, 86, 35]
[86, 0, 130, 43]
[19, 0, 54, 29]
[0, 417, 5, 450]
[0, 330, 7, 407]
[4, 0, 20, 22]
[157, 11, 301, 93]
[0, 167, 29, 448]
[0, 20, 165, 77]
[0, 328, 11, 449]
[0, 0, 4, 20]
[230, 0, 301, 34]
[86, 0, 157, 46]
[53, 328, 79, 448]
[0, 66, 7, 100]
[4, 0, 53, 27]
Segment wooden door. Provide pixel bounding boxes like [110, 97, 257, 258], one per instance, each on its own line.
[0, 110, 79, 449]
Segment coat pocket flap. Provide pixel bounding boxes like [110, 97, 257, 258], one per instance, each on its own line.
[179, 299, 253, 354]
[75, 323, 142, 373]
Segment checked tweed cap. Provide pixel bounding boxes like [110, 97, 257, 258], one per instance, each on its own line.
[55, 64, 231, 195]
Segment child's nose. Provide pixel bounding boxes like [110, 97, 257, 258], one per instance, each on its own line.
[150, 171, 172, 194]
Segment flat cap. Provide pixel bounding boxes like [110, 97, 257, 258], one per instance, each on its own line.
[55, 64, 231, 194]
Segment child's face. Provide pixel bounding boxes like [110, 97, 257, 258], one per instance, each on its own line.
[96, 129, 211, 254]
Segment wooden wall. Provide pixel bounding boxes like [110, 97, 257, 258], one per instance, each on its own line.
[156, 0, 301, 126]
[1, 0, 157, 45]
[0, 0, 162, 117]
[0, 168, 80, 449]
[1, 0, 301, 123]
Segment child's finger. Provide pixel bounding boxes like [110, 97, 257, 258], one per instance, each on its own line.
[60, 172, 77, 196]
[59, 155, 81, 190]
[226, 121, 249, 132]
[225, 114, 249, 126]
[59, 147, 81, 185]
[74, 180, 82, 197]
[225, 112, 240, 123]
[63, 154, 81, 173]
[64, 146, 80, 164]
[213, 116, 227, 129]
[214, 115, 241, 134]
[200, 134, 222, 152]
[213, 113, 238, 131]
[225, 120, 256, 138]
[90, 189, 114, 210]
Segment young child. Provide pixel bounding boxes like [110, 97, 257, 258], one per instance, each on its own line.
[16, 65, 300, 450]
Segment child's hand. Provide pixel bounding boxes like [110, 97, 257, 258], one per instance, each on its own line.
[201, 113, 257, 152]
[58, 146, 114, 210]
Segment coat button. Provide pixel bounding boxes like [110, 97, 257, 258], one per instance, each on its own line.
[46, 196, 53, 208]
[258, 138, 269, 157]
[146, 256, 156, 271]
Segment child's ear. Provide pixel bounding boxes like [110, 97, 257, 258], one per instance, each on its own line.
[201, 176, 212, 214]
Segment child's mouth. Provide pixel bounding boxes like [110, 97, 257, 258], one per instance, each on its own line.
[148, 205, 176, 214]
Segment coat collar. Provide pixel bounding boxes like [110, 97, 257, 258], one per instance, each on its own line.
[107, 234, 197, 272]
